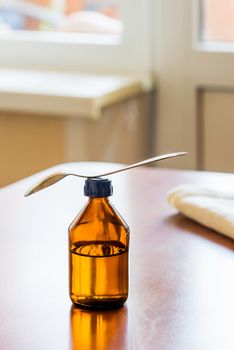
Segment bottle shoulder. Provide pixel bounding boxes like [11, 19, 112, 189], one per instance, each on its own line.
[69, 198, 129, 247]
[69, 198, 129, 232]
[107, 201, 129, 230]
[68, 201, 88, 229]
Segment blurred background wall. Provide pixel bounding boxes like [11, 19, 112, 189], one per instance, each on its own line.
[0, 92, 152, 186]
[0, 0, 234, 186]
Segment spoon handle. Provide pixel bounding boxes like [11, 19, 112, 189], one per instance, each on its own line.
[94, 152, 187, 177]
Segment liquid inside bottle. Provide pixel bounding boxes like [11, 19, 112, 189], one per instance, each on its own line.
[69, 178, 129, 309]
[70, 240, 128, 307]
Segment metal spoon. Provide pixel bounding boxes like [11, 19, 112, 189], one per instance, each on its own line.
[25, 152, 187, 197]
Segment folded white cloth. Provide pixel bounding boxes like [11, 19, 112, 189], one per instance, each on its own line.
[168, 184, 234, 240]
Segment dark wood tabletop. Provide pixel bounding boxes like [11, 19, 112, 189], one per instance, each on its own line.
[0, 162, 233, 350]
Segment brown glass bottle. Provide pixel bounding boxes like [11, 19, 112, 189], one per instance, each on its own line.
[69, 178, 129, 309]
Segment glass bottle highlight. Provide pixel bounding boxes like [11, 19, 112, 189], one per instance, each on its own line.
[69, 178, 129, 309]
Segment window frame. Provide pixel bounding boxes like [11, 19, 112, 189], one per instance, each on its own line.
[195, 0, 234, 53]
[154, 0, 234, 170]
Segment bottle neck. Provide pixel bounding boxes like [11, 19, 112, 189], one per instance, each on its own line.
[88, 197, 110, 203]
[84, 197, 112, 219]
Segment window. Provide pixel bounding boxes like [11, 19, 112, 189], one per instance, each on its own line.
[0, 0, 122, 36]
[200, 0, 234, 42]
[0, 0, 151, 73]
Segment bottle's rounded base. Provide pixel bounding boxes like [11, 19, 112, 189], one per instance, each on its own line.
[70, 295, 128, 310]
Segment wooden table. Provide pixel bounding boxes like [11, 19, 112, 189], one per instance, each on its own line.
[0, 163, 233, 350]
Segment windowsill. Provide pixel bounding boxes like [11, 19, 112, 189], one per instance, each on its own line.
[0, 69, 153, 119]
[196, 41, 234, 54]
[0, 32, 121, 45]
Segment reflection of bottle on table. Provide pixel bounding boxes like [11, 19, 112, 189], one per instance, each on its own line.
[70, 305, 129, 350]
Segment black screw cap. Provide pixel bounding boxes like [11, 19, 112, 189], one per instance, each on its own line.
[84, 178, 113, 198]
